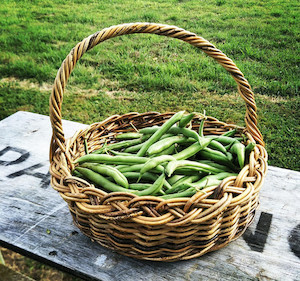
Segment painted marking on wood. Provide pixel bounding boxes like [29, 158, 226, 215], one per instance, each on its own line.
[243, 212, 273, 252]
[289, 224, 300, 259]
[0, 146, 30, 166]
[7, 161, 50, 189]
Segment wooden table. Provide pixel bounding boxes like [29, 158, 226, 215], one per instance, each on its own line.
[0, 111, 299, 281]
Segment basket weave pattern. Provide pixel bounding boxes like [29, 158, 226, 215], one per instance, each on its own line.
[49, 23, 268, 261]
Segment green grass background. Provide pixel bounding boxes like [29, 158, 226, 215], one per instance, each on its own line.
[0, 0, 299, 171]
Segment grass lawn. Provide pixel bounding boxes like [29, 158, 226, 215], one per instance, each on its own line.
[0, 0, 299, 279]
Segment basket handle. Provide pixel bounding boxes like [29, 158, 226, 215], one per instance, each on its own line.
[50, 22, 264, 160]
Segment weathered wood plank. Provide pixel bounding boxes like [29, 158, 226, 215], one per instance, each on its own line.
[0, 111, 299, 281]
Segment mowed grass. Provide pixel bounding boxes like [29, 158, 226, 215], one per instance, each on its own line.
[0, 0, 299, 172]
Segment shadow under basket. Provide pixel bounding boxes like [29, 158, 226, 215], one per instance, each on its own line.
[49, 23, 268, 262]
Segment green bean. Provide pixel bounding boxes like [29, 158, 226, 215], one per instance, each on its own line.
[74, 154, 148, 165]
[140, 125, 202, 145]
[188, 172, 237, 190]
[116, 163, 165, 174]
[147, 135, 187, 156]
[161, 187, 197, 199]
[168, 126, 202, 144]
[224, 143, 233, 151]
[135, 174, 165, 196]
[178, 113, 195, 128]
[123, 171, 158, 182]
[115, 132, 142, 140]
[166, 175, 203, 194]
[140, 155, 176, 179]
[198, 118, 205, 137]
[197, 160, 233, 172]
[92, 138, 142, 154]
[84, 138, 89, 155]
[226, 152, 234, 162]
[206, 135, 242, 145]
[173, 140, 212, 161]
[137, 111, 185, 156]
[198, 147, 233, 167]
[167, 175, 185, 185]
[230, 142, 245, 168]
[109, 150, 136, 156]
[151, 144, 176, 157]
[123, 142, 145, 153]
[139, 126, 160, 135]
[245, 142, 256, 159]
[125, 133, 174, 153]
[128, 183, 166, 195]
[125, 170, 172, 191]
[172, 168, 202, 176]
[72, 169, 83, 178]
[208, 140, 227, 154]
[81, 163, 129, 188]
[76, 167, 165, 196]
[222, 129, 237, 137]
[128, 183, 152, 190]
[75, 167, 135, 193]
[165, 160, 227, 177]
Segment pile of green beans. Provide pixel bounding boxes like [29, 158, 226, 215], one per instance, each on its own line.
[72, 111, 255, 199]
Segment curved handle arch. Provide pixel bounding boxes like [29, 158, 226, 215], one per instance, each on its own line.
[50, 22, 264, 160]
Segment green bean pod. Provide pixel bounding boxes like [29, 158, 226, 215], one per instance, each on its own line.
[198, 118, 205, 137]
[81, 163, 129, 188]
[72, 169, 83, 178]
[129, 183, 166, 195]
[230, 142, 246, 168]
[137, 111, 185, 156]
[123, 171, 158, 182]
[173, 140, 212, 160]
[117, 163, 165, 174]
[115, 132, 142, 140]
[245, 142, 256, 160]
[167, 174, 185, 185]
[74, 154, 148, 165]
[208, 140, 227, 154]
[206, 135, 242, 145]
[196, 160, 233, 172]
[166, 175, 203, 194]
[92, 138, 142, 154]
[109, 150, 136, 156]
[139, 126, 160, 135]
[188, 172, 237, 190]
[198, 147, 234, 167]
[147, 135, 188, 156]
[123, 142, 145, 153]
[178, 113, 195, 128]
[168, 126, 202, 144]
[161, 187, 197, 199]
[165, 160, 227, 177]
[140, 155, 176, 178]
[135, 174, 165, 196]
[222, 129, 237, 137]
[75, 167, 134, 193]
[123, 134, 162, 153]
[151, 144, 176, 157]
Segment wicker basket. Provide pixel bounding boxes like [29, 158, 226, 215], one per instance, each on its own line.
[49, 23, 268, 261]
